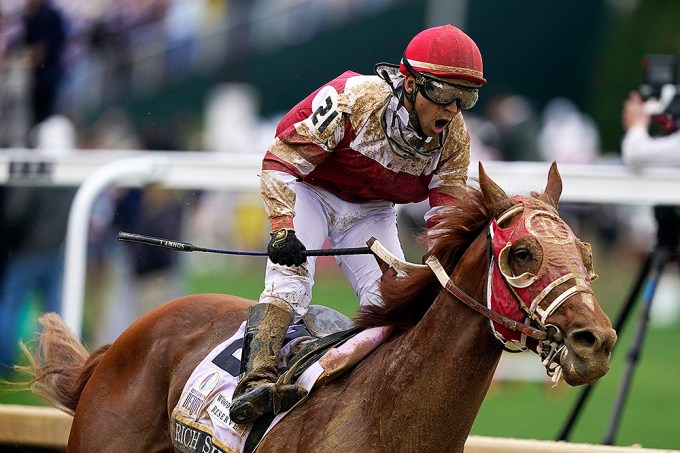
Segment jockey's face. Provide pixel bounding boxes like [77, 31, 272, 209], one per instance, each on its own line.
[404, 75, 460, 137]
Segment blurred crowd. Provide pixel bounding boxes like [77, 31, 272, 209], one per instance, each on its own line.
[0, 0, 402, 147]
[0, 0, 675, 378]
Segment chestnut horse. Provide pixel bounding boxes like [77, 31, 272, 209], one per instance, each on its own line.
[20, 163, 616, 452]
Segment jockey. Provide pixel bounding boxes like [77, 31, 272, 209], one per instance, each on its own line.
[229, 24, 487, 424]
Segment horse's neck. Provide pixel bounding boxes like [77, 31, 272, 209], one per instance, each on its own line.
[378, 236, 502, 447]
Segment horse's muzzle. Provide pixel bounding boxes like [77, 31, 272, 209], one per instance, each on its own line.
[561, 326, 617, 385]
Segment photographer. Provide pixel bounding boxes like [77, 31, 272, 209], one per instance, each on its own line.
[621, 58, 680, 281]
[621, 90, 680, 167]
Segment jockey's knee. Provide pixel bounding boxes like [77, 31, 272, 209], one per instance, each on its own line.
[260, 297, 294, 314]
[260, 294, 309, 323]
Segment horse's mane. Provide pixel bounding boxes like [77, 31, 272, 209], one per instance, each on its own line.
[354, 186, 553, 333]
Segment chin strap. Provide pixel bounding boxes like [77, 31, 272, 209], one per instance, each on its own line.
[408, 107, 425, 138]
[399, 83, 425, 138]
[403, 83, 417, 104]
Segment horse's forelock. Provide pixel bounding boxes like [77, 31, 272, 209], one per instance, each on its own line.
[355, 187, 504, 332]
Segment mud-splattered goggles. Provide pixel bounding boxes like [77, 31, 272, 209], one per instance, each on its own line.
[402, 56, 479, 109]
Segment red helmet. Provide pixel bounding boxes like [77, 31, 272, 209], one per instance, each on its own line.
[399, 25, 486, 85]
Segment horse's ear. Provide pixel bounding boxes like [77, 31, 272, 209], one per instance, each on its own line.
[479, 161, 508, 215]
[544, 161, 563, 208]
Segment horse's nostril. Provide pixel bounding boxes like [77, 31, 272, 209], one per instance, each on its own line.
[570, 329, 598, 349]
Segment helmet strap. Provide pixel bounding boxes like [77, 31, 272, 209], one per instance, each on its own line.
[402, 81, 425, 138]
[409, 107, 425, 139]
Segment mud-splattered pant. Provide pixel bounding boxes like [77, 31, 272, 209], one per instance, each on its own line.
[259, 182, 404, 321]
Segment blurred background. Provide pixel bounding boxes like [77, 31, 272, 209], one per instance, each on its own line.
[1, 0, 680, 450]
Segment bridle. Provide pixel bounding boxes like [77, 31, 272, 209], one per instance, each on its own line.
[424, 198, 596, 380]
[425, 255, 566, 379]
[426, 256, 547, 341]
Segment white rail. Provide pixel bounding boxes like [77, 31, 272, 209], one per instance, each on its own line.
[3, 149, 680, 204]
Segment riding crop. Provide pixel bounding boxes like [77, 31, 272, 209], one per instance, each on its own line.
[118, 231, 373, 257]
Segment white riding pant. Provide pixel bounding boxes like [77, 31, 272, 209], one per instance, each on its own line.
[259, 182, 404, 321]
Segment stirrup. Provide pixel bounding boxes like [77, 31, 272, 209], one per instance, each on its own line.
[230, 383, 276, 425]
[272, 383, 308, 414]
[230, 383, 307, 425]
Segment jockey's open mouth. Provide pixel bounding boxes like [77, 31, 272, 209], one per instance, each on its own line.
[435, 118, 450, 130]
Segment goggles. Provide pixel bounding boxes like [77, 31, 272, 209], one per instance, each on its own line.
[402, 56, 479, 109]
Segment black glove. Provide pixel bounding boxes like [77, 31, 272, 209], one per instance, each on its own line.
[267, 229, 307, 266]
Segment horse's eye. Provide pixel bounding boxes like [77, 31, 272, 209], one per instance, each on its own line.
[514, 248, 532, 262]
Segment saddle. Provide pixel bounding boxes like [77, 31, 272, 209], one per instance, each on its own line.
[171, 306, 388, 453]
[273, 237, 423, 387]
[274, 237, 424, 388]
[277, 306, 362, 384]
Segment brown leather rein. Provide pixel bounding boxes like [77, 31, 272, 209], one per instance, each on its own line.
[425, 256, 548, 341]
[367, 237, 548, 342]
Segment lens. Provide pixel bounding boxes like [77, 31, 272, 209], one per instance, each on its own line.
[423, 79, 459, 104]
[421, 78, 478, 109]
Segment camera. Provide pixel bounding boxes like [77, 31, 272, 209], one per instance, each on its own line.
[639, 54, 680, 118]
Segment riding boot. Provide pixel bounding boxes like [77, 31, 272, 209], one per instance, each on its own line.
[229, 302, 307, 425]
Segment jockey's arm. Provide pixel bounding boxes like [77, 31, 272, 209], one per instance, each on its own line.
[260, 86, 346, 231]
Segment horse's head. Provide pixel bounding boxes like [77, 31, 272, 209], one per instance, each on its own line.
[357, 161, 616, 386]
[478, 161, 617, 386]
